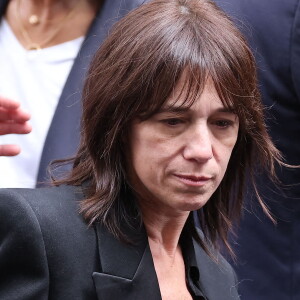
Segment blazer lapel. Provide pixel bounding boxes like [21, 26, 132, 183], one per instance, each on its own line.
[93, 223, 161, 300]
[36, 0, 144, 186]
[192, 237, 240, 300]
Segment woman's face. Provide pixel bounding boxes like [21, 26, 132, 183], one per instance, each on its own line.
[127, 78, 239, 216]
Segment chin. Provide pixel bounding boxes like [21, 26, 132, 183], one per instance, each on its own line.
[177, 198, 210, 212]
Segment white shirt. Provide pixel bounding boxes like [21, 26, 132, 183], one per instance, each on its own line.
[0, 19, 84, 188]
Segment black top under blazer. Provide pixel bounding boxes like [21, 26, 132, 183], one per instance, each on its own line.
[0, 185, 240, 300]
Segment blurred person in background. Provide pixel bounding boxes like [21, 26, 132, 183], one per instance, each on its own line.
[214, 0, 300, 299]
[0, 0, 143, 188]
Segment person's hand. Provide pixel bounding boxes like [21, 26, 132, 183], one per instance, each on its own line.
[0, 97, 32, 156]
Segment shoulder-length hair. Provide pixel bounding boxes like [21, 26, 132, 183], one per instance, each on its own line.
[55, 0, 282, 256]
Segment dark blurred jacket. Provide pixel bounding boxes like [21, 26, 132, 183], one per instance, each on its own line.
[214, 0, 300, 299]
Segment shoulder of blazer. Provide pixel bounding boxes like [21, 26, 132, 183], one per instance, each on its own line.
[0, 185, 99, 300]
[0, 185, 91, 242]
[0, 188, 51, 299]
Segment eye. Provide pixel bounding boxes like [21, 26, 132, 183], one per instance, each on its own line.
[162, 118, 184, 126]
[213, 119, 234, 128]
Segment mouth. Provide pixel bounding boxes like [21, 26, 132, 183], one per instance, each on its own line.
[173, 174, 212, 187]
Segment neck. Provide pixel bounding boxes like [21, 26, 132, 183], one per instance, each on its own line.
[140, 203, 190, 257]
[6, 0, 99, 49]
[25, 0, 81, 8]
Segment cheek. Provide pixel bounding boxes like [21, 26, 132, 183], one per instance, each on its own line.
[131, 139, 170, 182]
[129, 129, 163, 185]
[214, 140, 237, 175]
[129, 142, 167, 201]
[131, 137, 165, 168]
[129, 138, 181, 199]
[131, 126, 178, 167]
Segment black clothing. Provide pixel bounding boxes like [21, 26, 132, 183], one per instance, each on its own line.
[0, 185, 239, 299]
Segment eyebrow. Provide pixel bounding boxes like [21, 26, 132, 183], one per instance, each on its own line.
[158, 105, 236, 114]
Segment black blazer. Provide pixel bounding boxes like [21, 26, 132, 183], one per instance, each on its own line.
[0, 185, 240, 300]
[0, 0, 144, 186]
[213, 1, 300, 299]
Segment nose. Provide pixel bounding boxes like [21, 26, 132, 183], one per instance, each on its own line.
[182, 124, 213, 163]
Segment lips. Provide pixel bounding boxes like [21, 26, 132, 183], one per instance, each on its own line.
[173, 174, 212, 187]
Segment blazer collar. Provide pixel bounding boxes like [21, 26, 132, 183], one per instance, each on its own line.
[92, 221, 227, 300]
[191, 232, 240, 300]
[93, 222, 162, 300]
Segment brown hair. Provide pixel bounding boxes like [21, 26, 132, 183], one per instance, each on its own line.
[54, 0, 282, 256]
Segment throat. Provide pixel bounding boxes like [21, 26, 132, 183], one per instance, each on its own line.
[150, 244, 193, 300]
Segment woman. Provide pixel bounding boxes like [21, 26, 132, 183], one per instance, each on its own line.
[0, 0, 283, 299]
[0, 0, 142, 187]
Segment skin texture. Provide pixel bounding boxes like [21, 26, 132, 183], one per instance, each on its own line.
[0, 97, 31, 156]
[129, 79, 239, 219]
